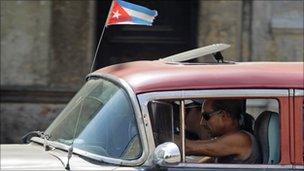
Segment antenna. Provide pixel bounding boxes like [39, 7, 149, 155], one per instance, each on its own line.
[65, 97, 84, 170]
[160, 43, 230, 63]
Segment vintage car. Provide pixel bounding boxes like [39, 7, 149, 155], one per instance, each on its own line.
[1, 44, 303, 170]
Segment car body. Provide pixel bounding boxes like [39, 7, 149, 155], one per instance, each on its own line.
[1, 50, 303, 170]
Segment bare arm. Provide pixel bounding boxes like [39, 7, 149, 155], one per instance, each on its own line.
[185, 132, 252, 159]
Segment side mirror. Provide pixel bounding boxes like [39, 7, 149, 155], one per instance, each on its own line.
[153, 142, 181, 165]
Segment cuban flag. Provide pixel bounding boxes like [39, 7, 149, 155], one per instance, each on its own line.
[106, 0, 158, 26]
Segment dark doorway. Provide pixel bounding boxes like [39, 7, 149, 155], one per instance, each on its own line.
[94, 0, 198, 69]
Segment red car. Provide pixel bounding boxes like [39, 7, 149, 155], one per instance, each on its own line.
[1, 44, 303, 170]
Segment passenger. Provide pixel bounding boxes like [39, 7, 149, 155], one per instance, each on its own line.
[185, 99, 261, 164]
[185, 101, 211, 140]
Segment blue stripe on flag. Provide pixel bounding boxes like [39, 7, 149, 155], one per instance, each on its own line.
[117, 0, 157, 17]
[132, 17, 152, 26]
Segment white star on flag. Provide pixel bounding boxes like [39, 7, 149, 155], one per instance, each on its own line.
[112, 10, 121, 19]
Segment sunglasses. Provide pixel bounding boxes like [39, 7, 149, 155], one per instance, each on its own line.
[201, 110, 222, 121]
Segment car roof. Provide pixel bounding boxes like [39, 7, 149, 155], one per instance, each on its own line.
[93, 61, 304, 94]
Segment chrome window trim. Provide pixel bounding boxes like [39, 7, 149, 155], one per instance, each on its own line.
[293, 165, 304, 169]
[31, 137, 69, 151]
[37, 73, 150, 166]
[180, 100, 186, 162]
[137, 89, 288, 166]
[31, 137, 145, 165]
[295, 89, 304, 96]
[138, 89, 289, 104]
[86, 73, 149, 166]
[289, 89, 294, 98]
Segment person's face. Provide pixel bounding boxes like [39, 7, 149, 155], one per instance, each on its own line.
[185, 107, 201, 132]
[185, 107, 212, 139]
[202, 100, 224, 136]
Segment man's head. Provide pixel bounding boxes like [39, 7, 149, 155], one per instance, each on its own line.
[185, 105, 212, 140]
[202, 99, 243, 136]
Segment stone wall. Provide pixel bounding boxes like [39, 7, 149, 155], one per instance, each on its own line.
[197, 1, 243, 62]
[1, 103, 65, 143]
[0, 1, 95, 143]
[197, 0, 303, 62]
[49, 0, 95, 88]
[251, 0, 303, 61]
[1, 1, 51, 86]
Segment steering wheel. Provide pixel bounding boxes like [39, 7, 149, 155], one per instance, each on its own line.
[198, 156, 212, 163]
[186, 155, 212, 163]
[121, 134, 140, 159]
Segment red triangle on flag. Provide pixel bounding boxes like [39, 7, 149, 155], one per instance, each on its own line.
[106, 0, 132, 26]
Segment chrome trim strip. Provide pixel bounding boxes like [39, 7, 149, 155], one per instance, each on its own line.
[295, 89, 304, 96]
[181, 89, 289, 98]
[31, 137, 145, 166]
[174, 163, 295, 169]
[289, 89, 294, 98]
[138, 89, 289, 104]
[171, 107, 174, 142]
[180, 100, 185, 162]
[31, 137, 70, 152]
[293, 165, 304, 169]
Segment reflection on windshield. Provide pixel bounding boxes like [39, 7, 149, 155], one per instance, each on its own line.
[45, 79, 142, 160]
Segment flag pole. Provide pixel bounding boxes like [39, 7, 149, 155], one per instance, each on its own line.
[89, 0, 114, 73]
[89, 25, 106, 73]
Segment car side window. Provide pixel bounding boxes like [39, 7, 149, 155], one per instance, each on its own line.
[246, 99, 280, 164]
[246, 99, 279, 119]
[148, 98, 281, 165]
[148, 100, 180, 146]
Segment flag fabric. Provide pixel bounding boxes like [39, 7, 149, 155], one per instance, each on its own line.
[106, 0, 158, 26]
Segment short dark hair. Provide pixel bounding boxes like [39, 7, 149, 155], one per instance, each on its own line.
[211, 99, 244, 120]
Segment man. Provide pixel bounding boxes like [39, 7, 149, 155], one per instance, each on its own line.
[185, 99, 261, 164]
[185, 101, 211, 140]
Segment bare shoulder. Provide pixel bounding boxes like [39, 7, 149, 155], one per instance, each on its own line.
[218, 131, 252, 148]
[215, 131, 252, 158]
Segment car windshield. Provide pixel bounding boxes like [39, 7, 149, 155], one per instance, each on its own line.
[44, 78, 142, 160]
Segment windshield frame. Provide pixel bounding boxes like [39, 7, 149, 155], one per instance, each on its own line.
[31, 73, 149, 166]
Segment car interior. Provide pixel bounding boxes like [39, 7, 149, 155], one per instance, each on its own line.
[148, 98, 280, 164]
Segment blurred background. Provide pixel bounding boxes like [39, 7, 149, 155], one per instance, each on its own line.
[1, 0, 303, 143]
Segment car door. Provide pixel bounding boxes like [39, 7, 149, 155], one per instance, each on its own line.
[291, 89, 304, 166]
[138, 89, 297, 170]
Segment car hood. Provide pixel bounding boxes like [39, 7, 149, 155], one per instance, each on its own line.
[1, 143, 139, 170]
[1, 143, 65, 170]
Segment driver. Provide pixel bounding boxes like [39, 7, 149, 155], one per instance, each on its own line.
[185, 99, 261, 164]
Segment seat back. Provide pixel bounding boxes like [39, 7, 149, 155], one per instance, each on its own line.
[254, 111, 280, 164]
[240, 112, 255, 134]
